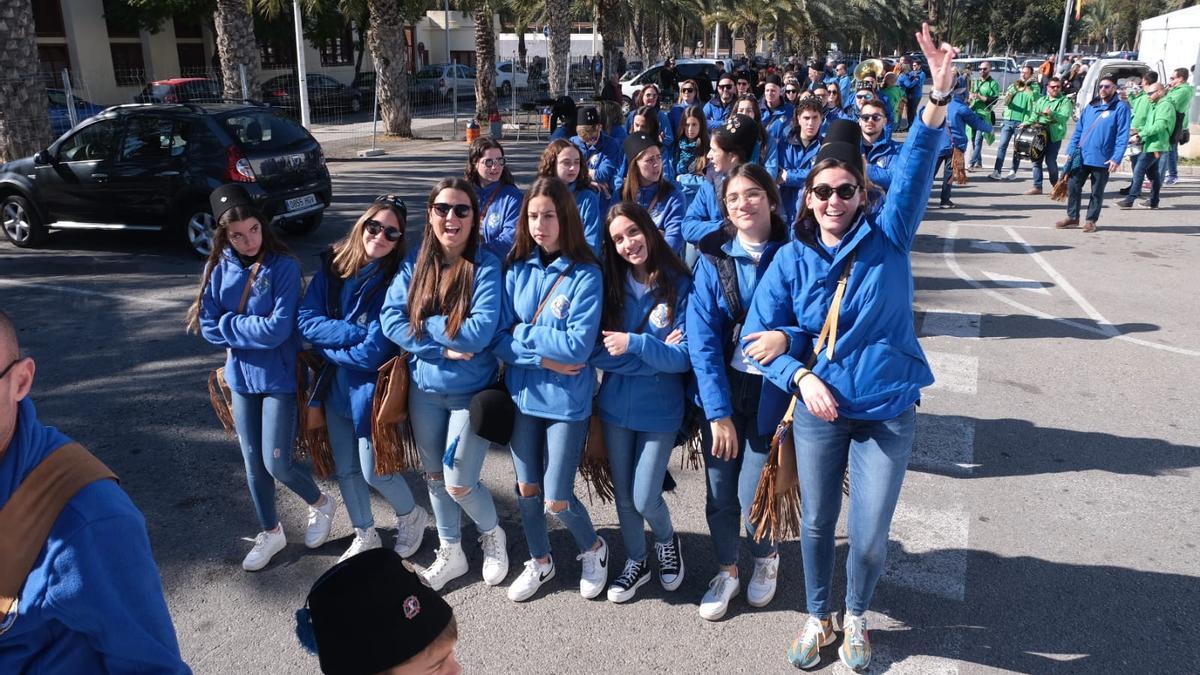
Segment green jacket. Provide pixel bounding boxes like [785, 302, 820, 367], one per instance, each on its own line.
[1029, 94, 1073, 142]
[1128, 91, 1152, 133]
[970, 77, 1000, 117]
[1166, 82, 1194, 125]
[1141, 98, 1176, 153]
[1003, 80, 1040, 121]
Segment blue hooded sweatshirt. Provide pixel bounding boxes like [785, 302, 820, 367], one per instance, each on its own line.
[626, 108, 676, 153]
[1065, 95, 1131, 168]
[493, 252, 603, 422]
[742, 117, 942, 428]
[681, 177, 725, 244]
[475, 181, 523, 261]
[571, 133, 624, 202]
[591, 272, 691, 432]
[0, 398, 188, 673]
[199, 249, 302, 394]
[568, 182, 603, 255]
[862, 125, 902, 190]
[932, 99, 992, 157]
[704, 98, 732, 130]
[379, 245, 502, 396]
[297, 254, 399, 437]
[761, 102, 794, 141]
[767, 130, 822, 227]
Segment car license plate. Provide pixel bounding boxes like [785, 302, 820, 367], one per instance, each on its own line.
[286, 194, 317, 212]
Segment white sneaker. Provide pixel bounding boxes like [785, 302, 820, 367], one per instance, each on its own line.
[988, 170, 1003, 180]
[1003, 170, 1018, 181]
[420, 541, 469, 591]
[304, 494, 336, 549]
[507, 556, 556, 602]
[242, 526, 286, 572]
[393, 505, 430, 558]
[338, 527, 382, 563]
[747, 554, 780, 607]
[698, 571, 740, 621]
[576, 536, 609, 599]
[479, 525, 509, 586]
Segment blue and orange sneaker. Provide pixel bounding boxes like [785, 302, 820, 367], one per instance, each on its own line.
[787, 615, 837, 669]
[839, 613, 872, 671]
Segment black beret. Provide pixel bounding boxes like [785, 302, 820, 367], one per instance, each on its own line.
[469, 384, 516, 445]
[578, 106, 600, 126]
[623, 131, 660, 162]
[764, 74, 783, 87]
[210, 183, 255, 223]
[815, 119, 864, 172]
[711, 114, 760, 161]
[297, 549, 453, 675]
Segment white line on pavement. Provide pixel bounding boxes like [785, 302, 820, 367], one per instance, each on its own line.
[0, 278, 183, 309]
[925, 350, 979, 395]
[1003, 226, 1116, 335]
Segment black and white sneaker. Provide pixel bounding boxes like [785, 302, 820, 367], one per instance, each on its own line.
[606, 558, 650, 603]
[656, 534, 685, 591]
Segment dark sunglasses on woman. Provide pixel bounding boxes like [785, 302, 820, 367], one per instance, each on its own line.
[432, 202, 472, 218]
[811, 183, 861, 201]
[364, 219, 403, 242]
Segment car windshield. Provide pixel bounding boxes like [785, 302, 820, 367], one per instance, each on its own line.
[221, 112, 310, 151]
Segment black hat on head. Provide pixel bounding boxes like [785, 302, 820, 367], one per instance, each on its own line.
[296, 548, 453, 675]
[623, 131, 660, 162]
[469, 383, 516, 445]
[815, 119, 864, 173]
[578, 106, 601, 126]
[711, 114, 759, 162]
[210, 184, 255, 224]
[764, 74, 783, 87]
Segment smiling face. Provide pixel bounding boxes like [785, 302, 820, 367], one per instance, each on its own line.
[476, 148, 504, 185]
[718, 78, 735, 103]
[362, 207, 402, 260]
[430, 188, 473, 255]
[608, 214, 648, 269]
[805, 166, 863, 240]
[225, 217, 263, 258]
[526, 195, 561, 253]
[723, 175, 773, 239]
[555, 146, 582, 183]
[635, 147, 663, 184]
[642, 86, 659, 108]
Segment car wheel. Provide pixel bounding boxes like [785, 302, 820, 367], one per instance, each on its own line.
[350, 96, 362, 113]
[1, 195, 48, 248]
[181, 205, 216, 257]
[279, 212, 322, 236]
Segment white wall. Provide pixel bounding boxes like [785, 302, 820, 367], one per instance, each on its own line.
[496, 33, 604, 60]
[1138, 6, 1200, 157]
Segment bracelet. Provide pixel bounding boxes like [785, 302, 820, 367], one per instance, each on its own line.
[794, 368, 813, 388]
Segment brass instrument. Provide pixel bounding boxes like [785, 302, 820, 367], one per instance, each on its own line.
[853, 59, 885, 91]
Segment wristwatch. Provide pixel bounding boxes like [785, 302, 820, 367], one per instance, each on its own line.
[929, 88, 952, 106]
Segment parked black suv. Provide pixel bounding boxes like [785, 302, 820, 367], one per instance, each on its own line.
[0, 102, 331, 256]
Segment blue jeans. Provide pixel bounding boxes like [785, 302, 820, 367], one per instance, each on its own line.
[603, 424, 675, 562]
[326, 407, 417, 530]
[700, 369, 776, 566]
[968, 126, 986, 167]
[934, 154, 953, 203]
[792, 404, 916, 618]
[992, 120, 1022, 173]
[230, 391, 321, 531]
[509, 411, 598, 559]
[1031, 139, 1062, 189]
[1124, 151, 1162, 206]
[1066, 164, 1110, 223]
[1164, 144, 1178, 178]
[410, 387, 499, 544]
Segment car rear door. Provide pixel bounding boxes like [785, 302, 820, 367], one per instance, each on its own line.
[36, 117, 122, 222]
[221, 111, 327, 216]
[106, 114, 186, 225]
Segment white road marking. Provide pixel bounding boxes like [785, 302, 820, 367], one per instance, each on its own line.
[0, 278, 184, 309]
[968, 239, 1013, 253]
[925, 350, 979, 395]
[1003, 226, 1117, 334]
[888, 502, 969, 602]
[981, 270, 1052, 295]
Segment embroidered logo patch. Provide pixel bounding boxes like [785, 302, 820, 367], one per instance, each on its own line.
[650, 303, 670, 329]
[356, 313, 368, 327]
[403, 595, 421, 619]
[550, 295, 570, 320]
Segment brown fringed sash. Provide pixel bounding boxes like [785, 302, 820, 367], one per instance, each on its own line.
[951, 147, 968, 185]
[207, 261, 261, 437]
[371, 354, 419, 475]
[295, 351, 335, 479]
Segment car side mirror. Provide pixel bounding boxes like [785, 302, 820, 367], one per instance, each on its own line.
[34, 149, 54, 165]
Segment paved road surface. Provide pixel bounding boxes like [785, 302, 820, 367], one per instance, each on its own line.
[2, 137, 1197, 674]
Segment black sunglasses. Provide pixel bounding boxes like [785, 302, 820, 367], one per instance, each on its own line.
[718, 84, 733, 90]
[432, 202, 472, 218]
[0, 357, 25, 380]
[858, 113, 883, 122]
[785, 88, 799, 94]
[364, 219, 403, 242]
[681, 87, 695, 93]
[811, 183, 861, 201]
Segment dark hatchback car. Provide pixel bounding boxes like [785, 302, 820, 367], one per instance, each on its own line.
[262, 73, 363, 116]
[135, 77, 224, 104]
[0, 102, 331, 256]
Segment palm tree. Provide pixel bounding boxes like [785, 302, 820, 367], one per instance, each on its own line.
[366, 0, 416, 135]
[215, 0, 263, 99]
[473, 5, 499, 120]
[0, 0, 52, 160]
[547, 0, 571, 95]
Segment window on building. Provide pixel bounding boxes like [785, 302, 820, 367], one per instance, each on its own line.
[110, 43, 146, 87]
[174, 15, 203, 39]
[177, 43, 207, 76]
[103, 0, 138, 38]
[38, 45, 71, 85]
[320, 26, 354, 67]
[260, 39, 296, 68]
[34, 0, 66, 37]
[450, 51, 475, 68]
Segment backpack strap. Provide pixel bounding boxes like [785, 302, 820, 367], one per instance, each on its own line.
[707, 253, 744, 324]
[0, 442, 118, 627]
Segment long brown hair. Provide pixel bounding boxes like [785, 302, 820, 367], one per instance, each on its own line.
[537, 139, 592, 192]
[793, 157, 869, 244]
[464, 137, 515, 186]
[719, 162, 788, 243]
[185, 205, 292, 334]
[330, 198, 406, 281]
[600, 201, 688, 332]
[733, 93, 768, 149]
[507, 177, 599, 267]
[408, 178, 482, 339]
[620, 141, 671, 205]
[678, 105, 710, 175]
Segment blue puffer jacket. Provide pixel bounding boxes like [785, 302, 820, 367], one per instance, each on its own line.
[572, 133, 624, 199]
[743, 117, 942, 426]
[863, 125, 902, 190]
[494, 252, 603, 421]
[626, 108, 676, 152]
[761, 103, 793, 140]
[681, 177, 724, 244]
[199, 249, 302, 394]
[899, 70, 926, 100]
[1065, 96, 1131, 168]
[379, 245, 502, 396]
[704, 98, 732, 130]
[0, 399, 189, 673]
[591, 272, 691, 432]
[768, 131, 822, 227]
[476, 181, 523, 262]
[298, 253, 399, 437]
[619, 182, 686, 256]
[569, 182, 603, 255]
[686, 228, 784, 422]
[932, 99, 992, 156]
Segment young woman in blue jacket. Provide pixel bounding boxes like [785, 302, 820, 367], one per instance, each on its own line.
[616, 132, 687, 257]
[740, 26, 955, 672]
[685, 162, 790, 622]
[591, 201, 691, 604]
[297, 196, 423, 565]
[537, 139, 602, 254]
[681, 114, 760, 247]
[187, 184, 334, 572]
[625, 84, 675, 152]
[380, 178, 509, 591]
[466, 137, 522, 261]
[673, 105, 710, 204]
[493, 177, 608, 603]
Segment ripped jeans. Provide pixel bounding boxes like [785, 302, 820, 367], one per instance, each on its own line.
[410, 387, 500, 544]
[326, 407, 418, 530]
[230, 391, 322, 531]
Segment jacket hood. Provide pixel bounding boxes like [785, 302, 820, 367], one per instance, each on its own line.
[1, 398, 73, 505]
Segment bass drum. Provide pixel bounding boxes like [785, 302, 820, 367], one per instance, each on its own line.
[1015, 124, 1049, 161]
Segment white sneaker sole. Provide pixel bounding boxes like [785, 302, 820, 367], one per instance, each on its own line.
[508, 566, 556, 602]
[423, 563, 468, 592]
[698, 585, 740, 621]
[660, 561, 685, 592]
[606, 573, 651, 603]
[747, 583, 777, 608]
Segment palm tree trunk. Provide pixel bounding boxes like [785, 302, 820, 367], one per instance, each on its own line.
[213, 0, 262, 100]
[474, 7, 498, 120]
[367, 0, 412, 136]
[546, 0, 571, 96]
[743, 22, 759, 60]
[596, 0, 623, 82]
[0, 0, 52, 161]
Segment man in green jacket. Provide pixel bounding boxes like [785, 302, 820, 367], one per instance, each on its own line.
[990, 65, 1041, 180]
[1023, 76, 1074, 195]
[967, 61, 1000, 168]
[1118, 73, 1156, 197]
[1119, 82, 1173, 209]
[1162, 67, 1195, 184]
